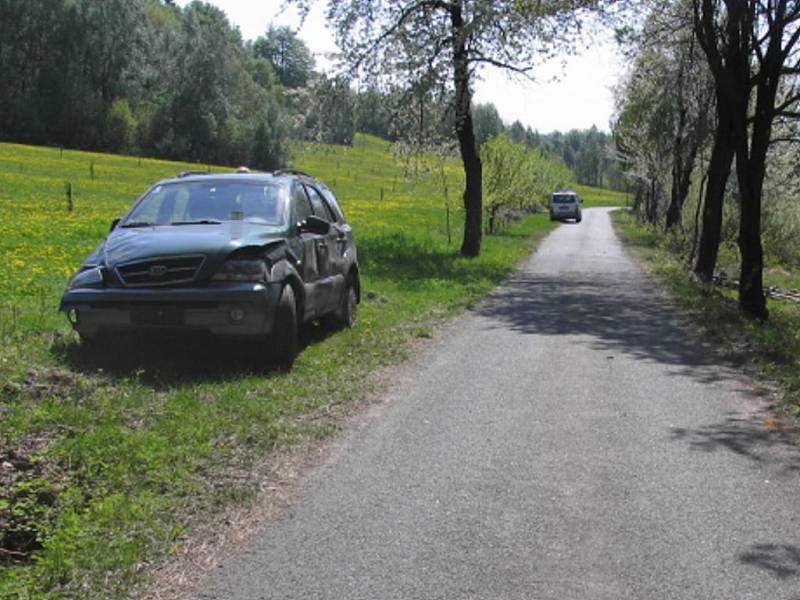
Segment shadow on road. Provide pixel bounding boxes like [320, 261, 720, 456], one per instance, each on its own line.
[670, 412, 800, 476]
[476, 271, 724, 381]
[739, 543, 800, 580]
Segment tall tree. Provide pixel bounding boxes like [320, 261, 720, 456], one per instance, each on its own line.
[294, 0, 609, 257]
[663, 30, 713, 230]
[253, 25, 315, 88]
[614, 71, 673, 225]
[355, 87, 397, 140]
[691, 0, 746, 284]
[693, 0, 800, 318]
[472, 102, 504, 150]
[305, 73, 357, 144]
[614, 1, 713, 229]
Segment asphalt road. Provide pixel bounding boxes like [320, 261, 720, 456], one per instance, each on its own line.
[197, 207, 800, 600]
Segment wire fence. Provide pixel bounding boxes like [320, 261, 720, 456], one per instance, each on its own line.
[712, 274, 800, 303]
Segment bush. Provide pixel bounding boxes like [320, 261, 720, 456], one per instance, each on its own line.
[482, 134, 574, 233]
[105, 100, 137, 153]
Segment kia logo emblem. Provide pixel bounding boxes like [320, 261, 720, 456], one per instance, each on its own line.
[149, 265, 168, 277]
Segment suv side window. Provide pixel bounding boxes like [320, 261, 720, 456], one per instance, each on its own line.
[293, 184, 313, 224]
[319, 187, 345, 223]
[305, 185, 335, 222]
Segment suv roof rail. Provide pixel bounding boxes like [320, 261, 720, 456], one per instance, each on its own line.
[273, 168, 314, 179]
[177, 170, 212, 178]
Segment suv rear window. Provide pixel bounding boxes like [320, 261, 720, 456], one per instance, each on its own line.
[552, 194, 578, 204]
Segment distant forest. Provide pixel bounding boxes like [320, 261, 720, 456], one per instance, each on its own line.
[0, 0, 624, 189]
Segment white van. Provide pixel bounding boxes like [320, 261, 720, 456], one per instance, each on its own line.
[549, 190, 582, 223]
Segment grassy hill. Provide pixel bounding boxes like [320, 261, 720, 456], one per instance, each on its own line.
[1, 134, 605, 597]
[573, 183, 630, 208]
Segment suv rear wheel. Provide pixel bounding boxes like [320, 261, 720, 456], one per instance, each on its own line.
[338, 278, 358, 329]
[326, 277, 358, 330]
[271, 285, 298, 368]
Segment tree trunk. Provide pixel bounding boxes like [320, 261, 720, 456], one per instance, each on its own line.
[665, 102, 689, 230]
[693, 103, 733, 281]
[734, 128, 768, 318]
[692, 0, 744, 282]
[737, 174, 767, 318]
[633, 184, 643, 216]
[666, 34, 707, 231]
[665, 126, 701, 230]
[665, 173, 684, 230]
[689, 170, 707, 266]
[648, 178, 658, 224]
[733, 68, 775, 319]
[450, 2, 482, 257]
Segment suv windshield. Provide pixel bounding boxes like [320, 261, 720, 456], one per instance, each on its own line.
[124, 181, 289, 227]
[552, 194, 577, 204]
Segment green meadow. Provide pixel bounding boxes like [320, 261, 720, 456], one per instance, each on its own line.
[0, 134, 597, 597]
[573, 183, 631, 208]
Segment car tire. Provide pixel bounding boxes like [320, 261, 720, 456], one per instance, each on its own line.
[576, 213, 582, 223]
[271, 285, 298, 369]
[79, 332, 107, 351]
[337, 278, 358, 329]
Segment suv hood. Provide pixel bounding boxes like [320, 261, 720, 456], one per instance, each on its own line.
[90, 222, 287, 269]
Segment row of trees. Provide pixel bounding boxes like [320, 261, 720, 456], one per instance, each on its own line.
[473, 104, 626, 190]
[0, 0, 401, 166]
[615, 0, 800, 319]
[0, 0, 295, 168]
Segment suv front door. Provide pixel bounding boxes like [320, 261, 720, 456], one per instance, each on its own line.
[291, 184, 327, 320]
[304, 184, 343, 311]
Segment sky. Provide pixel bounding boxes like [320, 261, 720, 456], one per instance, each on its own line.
[177, 0, 626, 134]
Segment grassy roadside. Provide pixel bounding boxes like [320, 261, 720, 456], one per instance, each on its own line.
[0, 135, 559, 598]
[611, 210, 800, 414]
[573, 184, 630, 208]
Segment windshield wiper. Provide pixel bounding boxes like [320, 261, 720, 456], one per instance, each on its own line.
[120, 221, 156, 228]
[171, 219, 223, 226]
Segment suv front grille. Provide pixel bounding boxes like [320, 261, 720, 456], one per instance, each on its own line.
[116, 255, 206, 287]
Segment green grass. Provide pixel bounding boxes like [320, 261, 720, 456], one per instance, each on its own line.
[0, 134, 558, 598]
[612, 210, 800, 414]
[573, 183, 630, 208]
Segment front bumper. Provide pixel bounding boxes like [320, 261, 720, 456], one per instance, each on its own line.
[59, 282, 282, 337]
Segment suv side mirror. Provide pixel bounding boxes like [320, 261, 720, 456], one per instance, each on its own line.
[109, 217, 121, 232]
[298, 215, 330, 236]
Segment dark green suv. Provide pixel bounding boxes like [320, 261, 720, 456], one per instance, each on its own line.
[60, 169, 360, 367]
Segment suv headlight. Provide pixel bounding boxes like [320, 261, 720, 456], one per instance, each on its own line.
[68, 267, 104, 290]
[213, 259, 267, 282]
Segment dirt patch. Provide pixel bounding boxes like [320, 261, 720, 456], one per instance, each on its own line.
[0, 437, 57, 564]
[3, 366, 98, 403]
[0, 366, 95, 564]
